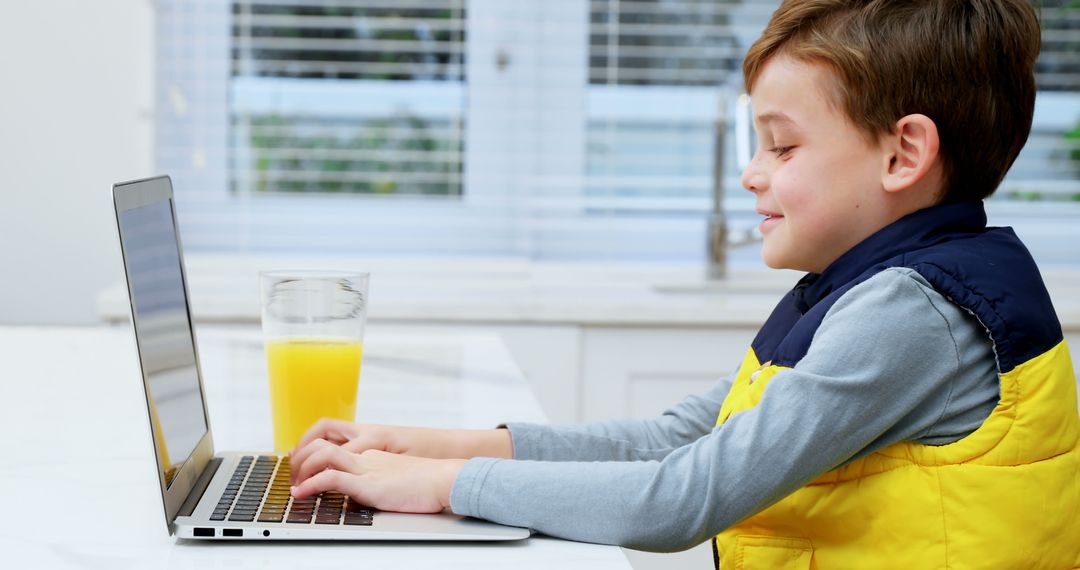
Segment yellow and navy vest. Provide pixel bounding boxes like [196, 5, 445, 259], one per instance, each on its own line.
[712, 202, 1080, 569]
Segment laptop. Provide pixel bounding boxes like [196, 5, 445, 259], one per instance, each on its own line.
[112, 175, 530, 541]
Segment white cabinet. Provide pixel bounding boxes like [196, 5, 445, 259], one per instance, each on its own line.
[375, 321, 758, 424]
[375, 322, 583, 424]
[580, 326, 756, 422]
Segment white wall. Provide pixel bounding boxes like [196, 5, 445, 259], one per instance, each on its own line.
[0, 1, 155, 324]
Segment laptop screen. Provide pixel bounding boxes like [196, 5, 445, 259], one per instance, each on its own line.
[118, 198, 207, 488]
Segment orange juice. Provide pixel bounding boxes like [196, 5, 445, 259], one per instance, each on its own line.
[266, 338, 364, 452]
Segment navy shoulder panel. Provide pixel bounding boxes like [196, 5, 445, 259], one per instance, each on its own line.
[903, 227, 1062, 373]
[751, 227, 1061, 372]
[751, 279, 862, 368]
[749, 293, 802, 364]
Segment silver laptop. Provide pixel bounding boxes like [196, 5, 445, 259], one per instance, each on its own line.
[112, 175, 529, 541]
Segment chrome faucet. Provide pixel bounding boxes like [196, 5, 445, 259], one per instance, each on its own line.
[708, 91, 758, 280]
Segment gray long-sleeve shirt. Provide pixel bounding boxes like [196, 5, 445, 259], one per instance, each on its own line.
[448, 267, 1000, 552]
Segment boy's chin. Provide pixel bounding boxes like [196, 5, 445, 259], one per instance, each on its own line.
[761, 248, 818, 273]
[761, 248, 795, 271]
[762, 257, 786, 270]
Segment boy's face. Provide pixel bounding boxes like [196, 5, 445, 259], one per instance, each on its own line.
[742, 55, 891, 274]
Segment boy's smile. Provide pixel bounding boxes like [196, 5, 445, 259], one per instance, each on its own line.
[742, 55, 895, 274]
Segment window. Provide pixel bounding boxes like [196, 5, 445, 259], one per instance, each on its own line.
[579, 0, 769, 261]
[157, 0, 1080, 265]
[231, 1, 465, 197]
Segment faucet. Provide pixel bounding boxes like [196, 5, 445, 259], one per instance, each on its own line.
[707, 91, 758, 280]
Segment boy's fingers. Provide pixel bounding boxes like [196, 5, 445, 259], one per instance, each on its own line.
[291, 469, 357, 501]
[290, 438, 334, 484]
[294, 443, 362, 485]
[292, 418, 357, 456]
[342, 432, 388, 455]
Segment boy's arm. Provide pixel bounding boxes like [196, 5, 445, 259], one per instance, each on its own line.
[501, 374, 735, 463]
[288, 376, 734, 466]
[449, 268, 999, 551]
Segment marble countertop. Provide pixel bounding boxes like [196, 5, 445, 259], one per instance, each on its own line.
[0, 324, 631, 569]
[96, 254, 1080, 328]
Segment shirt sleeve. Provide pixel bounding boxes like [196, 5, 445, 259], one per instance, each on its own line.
[449, 268, 998, 552]
[501, 373, 734, 462]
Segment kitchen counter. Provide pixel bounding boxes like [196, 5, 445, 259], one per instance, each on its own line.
[0, 324, 632, 569]
[97, 255, 1080, 328]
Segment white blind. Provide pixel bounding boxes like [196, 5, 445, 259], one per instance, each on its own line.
[157, 0, 1080, 265]
[1036, 3, 1080, 91]
[1010, 2, 1080, 203]
[583, 0, 758, 226]
[232, 0, 465, 81]
[588, 0, 771, 86]
[230, 0, 465, 197]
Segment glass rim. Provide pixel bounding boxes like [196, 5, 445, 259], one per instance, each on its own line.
[260, 269, 370, 280]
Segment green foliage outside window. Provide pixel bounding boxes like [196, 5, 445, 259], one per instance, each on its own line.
[244, 114, 462, 196]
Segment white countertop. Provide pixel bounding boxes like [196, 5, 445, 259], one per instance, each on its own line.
[0, 325, 631, 569]
[96, 254, 1080, 328]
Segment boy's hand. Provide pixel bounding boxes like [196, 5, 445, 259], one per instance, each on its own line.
[290, 442, 466, 514]
[291, 418, 363, 451]
[289, 419, 511, 484]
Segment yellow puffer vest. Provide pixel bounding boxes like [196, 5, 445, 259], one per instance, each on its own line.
[711, 203, 1080, 569]
[713, 343, 1080, 569]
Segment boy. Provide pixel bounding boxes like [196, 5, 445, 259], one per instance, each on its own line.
[289, 0, 1080, 567]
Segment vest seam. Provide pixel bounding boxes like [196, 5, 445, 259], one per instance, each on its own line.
[935, 469, 951, 568]
[870, 350, 1028, 467]
[918, 261, 1013, 373]
[805, 446, 1077, 487]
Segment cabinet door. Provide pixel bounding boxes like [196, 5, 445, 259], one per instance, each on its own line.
[581, 327, 756, 422]
[376, 322, 583, 424]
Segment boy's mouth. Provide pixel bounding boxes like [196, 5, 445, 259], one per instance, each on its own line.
[758, 211, 783, 232]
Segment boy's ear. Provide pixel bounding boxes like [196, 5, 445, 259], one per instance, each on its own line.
[882, 114, 941, 196]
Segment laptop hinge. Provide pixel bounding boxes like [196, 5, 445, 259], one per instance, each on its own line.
[178, 457, 222, 517]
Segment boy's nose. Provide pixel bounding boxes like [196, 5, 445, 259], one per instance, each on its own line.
[741, 157, 767, 194]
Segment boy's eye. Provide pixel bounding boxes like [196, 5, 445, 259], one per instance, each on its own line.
[770, 146, 794, 157]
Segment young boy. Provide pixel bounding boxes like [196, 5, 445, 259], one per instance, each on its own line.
[288, 0, 1080, 566]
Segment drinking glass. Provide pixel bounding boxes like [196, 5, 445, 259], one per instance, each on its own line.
[259, 271, 369, 452]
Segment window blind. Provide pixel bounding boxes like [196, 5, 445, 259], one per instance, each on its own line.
[157, 0, 1080, 265]
[230, 0, 465, 197]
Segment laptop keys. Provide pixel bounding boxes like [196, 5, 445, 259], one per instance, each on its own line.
[344, 498, 374, 526]
[314, 491, 345, 524]
[215, 455, 376, 526]
[287, 495, 316, 524]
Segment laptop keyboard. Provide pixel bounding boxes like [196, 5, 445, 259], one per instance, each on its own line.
[210, 455, 375, 526]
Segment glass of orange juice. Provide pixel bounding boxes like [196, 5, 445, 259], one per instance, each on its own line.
[259, 270, 369, 452]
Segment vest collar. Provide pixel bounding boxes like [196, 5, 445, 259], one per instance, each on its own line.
[792, 201, 988, 313]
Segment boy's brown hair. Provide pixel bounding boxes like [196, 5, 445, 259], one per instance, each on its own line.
[744, 0, 1041, 202]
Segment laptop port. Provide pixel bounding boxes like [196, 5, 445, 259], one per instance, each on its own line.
[193, 528, 214, 537]
[223, 528, 243, 537]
